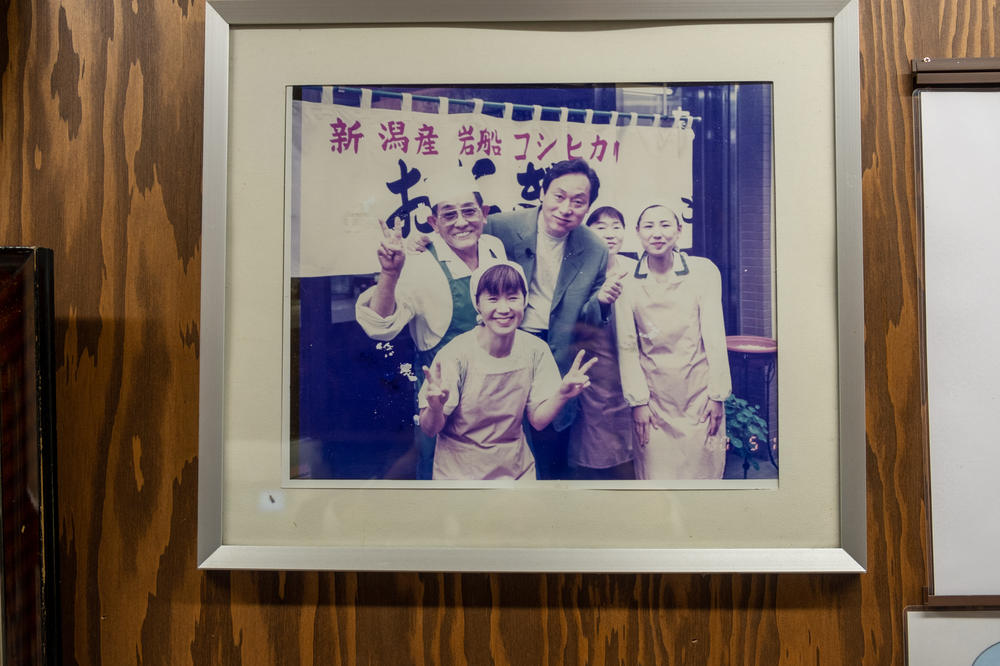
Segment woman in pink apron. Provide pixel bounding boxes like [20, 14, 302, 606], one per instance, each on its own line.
[615, 204, 732, 480]
[418, 262, 597, 481]
[569, 206, 638, 479]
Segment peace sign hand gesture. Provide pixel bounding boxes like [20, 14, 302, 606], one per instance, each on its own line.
[376, 216, 406, 277]
[558, 350, 598, 399]
[422, 361, 450, 413]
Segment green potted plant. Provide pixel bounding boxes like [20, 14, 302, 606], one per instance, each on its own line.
[724, 395, 770, 479]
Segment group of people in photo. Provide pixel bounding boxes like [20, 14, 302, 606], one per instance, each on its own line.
[354, 157, 732, 481]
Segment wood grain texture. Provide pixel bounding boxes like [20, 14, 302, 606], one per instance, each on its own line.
[2, 0, 995, 663]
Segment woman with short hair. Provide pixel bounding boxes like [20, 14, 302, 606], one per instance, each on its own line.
[419, 261, 596, 480]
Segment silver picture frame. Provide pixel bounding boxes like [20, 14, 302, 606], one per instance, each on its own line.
[198, 0, 865, 573]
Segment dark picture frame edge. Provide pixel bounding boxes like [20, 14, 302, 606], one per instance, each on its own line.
[0, 246, 61, 666]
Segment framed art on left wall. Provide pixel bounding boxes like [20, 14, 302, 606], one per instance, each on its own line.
[0, 247, 60, 665]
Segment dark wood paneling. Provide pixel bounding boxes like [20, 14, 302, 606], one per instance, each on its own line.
[2, 0, 995, 662]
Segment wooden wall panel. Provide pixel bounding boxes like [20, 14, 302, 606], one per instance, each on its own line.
[1, 0, 995, 663]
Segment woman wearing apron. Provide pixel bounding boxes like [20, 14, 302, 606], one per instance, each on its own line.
[616, 204, 733, 480]
[568, 206, 638, 480]
[354, 179, 505, 479]
[419, 262, 597, 481]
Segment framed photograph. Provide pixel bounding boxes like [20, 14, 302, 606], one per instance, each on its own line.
[288, 80, 779, 488]
[199, 0, 865, 572]
[0, 247, 60, 664]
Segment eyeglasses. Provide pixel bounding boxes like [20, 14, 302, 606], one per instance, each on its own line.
[438, 207, 482, 223]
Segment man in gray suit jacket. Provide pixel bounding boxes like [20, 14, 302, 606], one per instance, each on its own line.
[484, 158, 625, 479]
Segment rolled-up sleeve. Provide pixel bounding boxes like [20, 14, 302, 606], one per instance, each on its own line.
[355, 281, 415, 341]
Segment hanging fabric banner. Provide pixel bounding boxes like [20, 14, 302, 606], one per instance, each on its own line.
[288, 88, 695, 277]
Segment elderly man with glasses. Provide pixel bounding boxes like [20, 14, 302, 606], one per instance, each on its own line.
[355, 173, 507, 479]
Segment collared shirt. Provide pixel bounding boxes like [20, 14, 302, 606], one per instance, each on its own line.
[355, 233, 507, 351]
[521, 219, 567, 333]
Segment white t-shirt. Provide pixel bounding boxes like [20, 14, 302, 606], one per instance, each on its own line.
[521, 224, 567, 333]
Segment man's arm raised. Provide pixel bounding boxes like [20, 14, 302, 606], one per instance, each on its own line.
[369, 216, 405, 317]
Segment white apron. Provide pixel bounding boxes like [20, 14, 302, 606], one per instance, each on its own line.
[432, 364, 537, 481]
[632, 275, 727, 480]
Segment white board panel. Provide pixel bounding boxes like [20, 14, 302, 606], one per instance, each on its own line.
[920, 89, 1000, 598]
[906, 610, 1000, 665]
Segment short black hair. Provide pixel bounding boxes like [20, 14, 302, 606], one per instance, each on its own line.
[475, 264, 527, 300]
[636, 204, 682, 228]
[542, 158, 600, 204]
[586, 205, 625, 227]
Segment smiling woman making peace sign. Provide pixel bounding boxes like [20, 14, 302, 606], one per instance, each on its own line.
[418, 261, 597, 481]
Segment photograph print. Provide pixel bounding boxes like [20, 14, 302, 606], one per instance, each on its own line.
[284, 82, 777, 485]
